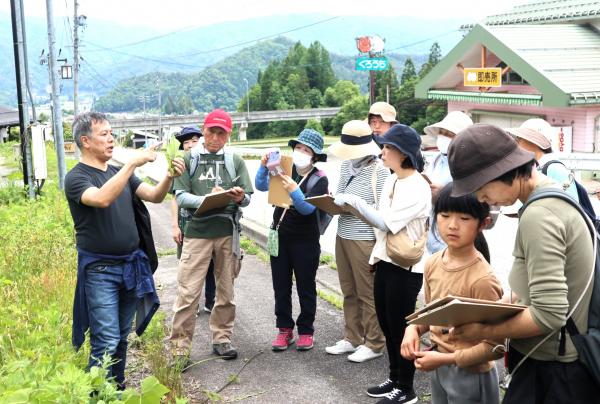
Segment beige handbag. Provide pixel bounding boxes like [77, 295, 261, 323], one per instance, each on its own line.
[385, 179, 428, 268]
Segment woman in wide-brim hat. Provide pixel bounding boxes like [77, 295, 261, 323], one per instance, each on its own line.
[254, 128, 329, 352]
[324, 120, 390, 363]
[334, 124, 431, 402]
[422, 111, 474, 256]
[447, 124, 599, 403]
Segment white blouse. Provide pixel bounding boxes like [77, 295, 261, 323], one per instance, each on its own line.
[369, 172, 432, 272]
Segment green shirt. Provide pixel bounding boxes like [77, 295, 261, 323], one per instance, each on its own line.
[173, 151, 253, 239]
[510, 180, 593, 362]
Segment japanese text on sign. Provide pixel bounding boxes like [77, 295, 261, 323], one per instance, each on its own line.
[463, 68, 502, 87]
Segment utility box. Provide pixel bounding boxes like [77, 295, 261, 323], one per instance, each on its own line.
[31, 125, 47, 180]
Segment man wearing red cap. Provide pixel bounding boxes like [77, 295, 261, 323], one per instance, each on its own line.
[170, 109, 253, 363]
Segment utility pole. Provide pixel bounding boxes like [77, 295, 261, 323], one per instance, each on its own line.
[157, 77, 162, 140]
[72, 0, 79, 116]
[46, 0, 67, 189]
[11, 0, 35, 199]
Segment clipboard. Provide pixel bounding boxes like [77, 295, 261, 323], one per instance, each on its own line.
[268, 155, 293, 208]
[406, 295, 526, 327]
[305, 195, 348, 215]
[194, 190, 233, 216]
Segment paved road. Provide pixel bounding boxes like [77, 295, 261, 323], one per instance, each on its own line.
[147, 200, 432, 403]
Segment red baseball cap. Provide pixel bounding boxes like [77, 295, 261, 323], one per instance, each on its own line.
[204, 109, 232, 132]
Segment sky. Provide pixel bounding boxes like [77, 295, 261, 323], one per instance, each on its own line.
[4, 0, 528, 31]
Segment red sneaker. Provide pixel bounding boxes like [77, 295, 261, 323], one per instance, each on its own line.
[271, 328, 295, 351]
[296, 334, 314, 351]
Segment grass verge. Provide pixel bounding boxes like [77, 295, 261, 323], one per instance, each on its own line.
[0, 141, 185, 402]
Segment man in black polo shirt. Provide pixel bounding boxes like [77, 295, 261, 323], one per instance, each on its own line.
[65, 111, 183, 389]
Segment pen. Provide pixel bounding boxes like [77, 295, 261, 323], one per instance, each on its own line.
[231, 175, 240, 184]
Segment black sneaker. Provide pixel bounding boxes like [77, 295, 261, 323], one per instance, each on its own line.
[212, 342, 238, 360]
[367, 378, 397, 397]
[376, 387, 417, 404]
[204, 300, 215, 313]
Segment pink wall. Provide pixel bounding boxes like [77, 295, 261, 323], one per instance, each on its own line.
[449, 102, 600, 152]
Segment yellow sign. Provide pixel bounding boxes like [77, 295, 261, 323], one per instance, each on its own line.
[463, 68, 502, 87]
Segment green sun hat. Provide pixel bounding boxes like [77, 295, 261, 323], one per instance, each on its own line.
[288, 128, 327, 162]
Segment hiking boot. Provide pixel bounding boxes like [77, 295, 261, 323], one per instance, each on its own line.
[212, 342, 238, 360]
[367, 378, 397, 398]
[272, 328, 295, 351]
[325, 339, 357, 355]
[347, 345, 383, 363]
[376, 387, 417, 404]
[296, 334, 314, 351]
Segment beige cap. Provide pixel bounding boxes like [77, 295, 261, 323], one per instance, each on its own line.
[505, 118, 553, 150]
[328, 120, 382, 160]
[368, 102, 397, 123]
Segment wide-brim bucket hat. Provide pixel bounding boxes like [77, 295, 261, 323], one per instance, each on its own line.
[448, 124, 535, 197]
[505, 118, 553, 150]
[375, 124, 424, 172]
[175, 126, 202, 150]
[328, 120, 382, 160]
[288, 128, 327, 162]
[423, 111, 473, 138]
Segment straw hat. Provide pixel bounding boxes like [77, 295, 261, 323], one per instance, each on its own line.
[368, 102, 397, 123]
[505, 118, 553, 151]
[423, 111, 473, 138]
[328, 120, 382, 160]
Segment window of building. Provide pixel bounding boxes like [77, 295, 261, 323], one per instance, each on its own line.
[497, 62, 529, 85]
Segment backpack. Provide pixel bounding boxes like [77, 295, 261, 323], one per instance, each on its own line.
[520, 188, 600, 387]
[189, 147, 237, 180]
[541, 160, 599, 230]
[305, 169, 333, 235]
[132, 194, 158, 273]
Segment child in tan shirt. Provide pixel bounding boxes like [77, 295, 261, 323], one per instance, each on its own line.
[401, 183, 503, 404]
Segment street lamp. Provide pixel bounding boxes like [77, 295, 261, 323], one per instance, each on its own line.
[243, 78, 250, 118]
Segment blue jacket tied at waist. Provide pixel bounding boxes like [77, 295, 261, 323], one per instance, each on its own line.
[72, 248, 160, 350]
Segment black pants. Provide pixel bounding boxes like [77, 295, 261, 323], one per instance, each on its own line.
[204, 259, 216, 306]
[504, 346, 600, 403]
[270, 235, 320, 335]
[374, 261, 422, 389]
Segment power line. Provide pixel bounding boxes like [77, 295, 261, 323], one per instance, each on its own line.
[84, 15, 341, 64]
[386, 29, 460, 52]
[170, 16, 341, 59]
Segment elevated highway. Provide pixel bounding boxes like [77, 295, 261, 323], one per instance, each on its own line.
[109, 107, 341, 131]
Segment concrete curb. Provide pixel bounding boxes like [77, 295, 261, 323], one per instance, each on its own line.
[240, 217, 343, 298]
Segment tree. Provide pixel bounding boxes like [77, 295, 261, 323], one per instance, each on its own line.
[419, 42, 443, 78]
[303, 41, 336, 93]
[401, 58, 417, 85]
[177, 95, 194, 115]
[374, 63, 399, 102]
[330, 95, 369, 136]
[323, 80, 361, 107]
[38, 112, 49, 123]
[305, 119, 324, 135]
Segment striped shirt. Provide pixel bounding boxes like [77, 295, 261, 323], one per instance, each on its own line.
[336, 160, 390, 240]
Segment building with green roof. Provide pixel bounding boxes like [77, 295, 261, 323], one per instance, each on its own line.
[416, 0, 600, 168]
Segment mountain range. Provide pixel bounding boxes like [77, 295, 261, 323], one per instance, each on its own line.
[0, 12, 467, 108]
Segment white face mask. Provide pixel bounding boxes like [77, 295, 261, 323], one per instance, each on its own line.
[292, 150, 312, 169]
[436, 135, 452, 155]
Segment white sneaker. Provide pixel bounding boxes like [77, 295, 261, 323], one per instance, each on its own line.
[325, 339, 358, 355]
[347, 345, 383, 363]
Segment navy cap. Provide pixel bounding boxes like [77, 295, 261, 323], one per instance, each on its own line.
[175, 126, 202, 150]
